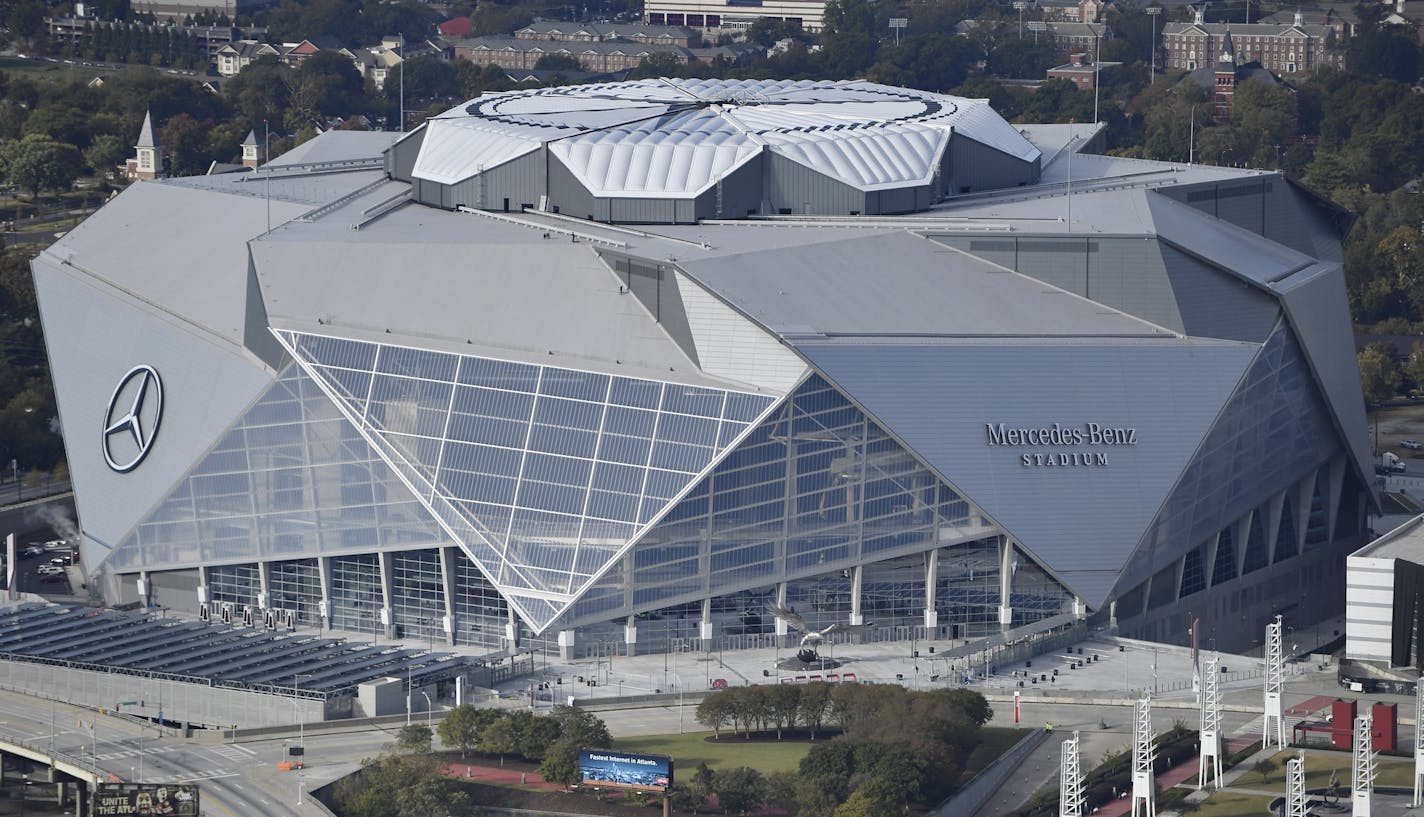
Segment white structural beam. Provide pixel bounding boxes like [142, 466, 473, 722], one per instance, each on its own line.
[1199, 653, 1222, 790]
[1131, 697, 1156, 817]
[1060, 730, 1084, 817]
[1354, 713, 1375, 817]
[1414, 681, 1424, 807]
[1286, 752, 1306, 817]
[1264, 614, 1286, 748]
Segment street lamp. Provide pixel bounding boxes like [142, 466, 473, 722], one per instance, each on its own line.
[295, 672, 313, 761]
[9, 459, 18, 501]
[1146, 7, 1162, 84]
[419, 691, 433, 731]
[1014, 1, 1028, 38]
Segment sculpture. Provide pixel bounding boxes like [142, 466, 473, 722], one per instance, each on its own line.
[767, 604, 869, 664]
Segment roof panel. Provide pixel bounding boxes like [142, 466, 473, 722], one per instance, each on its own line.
[409, 79, 1040, 198]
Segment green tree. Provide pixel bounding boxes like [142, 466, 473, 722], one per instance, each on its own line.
[799, 681, 833, 740]
[332, 753, 468, 817]
[538, 737, 582, 788]
[765, 683, 801, 739]
[711, 766, 766, 816]
[1404, 341, 1424, 394]
[394, 723, 432, 754]
[695, 690, 734, 738]
[534, 53, 583, 71]
[83, 133, 128, 177]
[1358, 342, 1402, 405]
[690, 761, 715, 804]
[437, 704, 499, 758]
[480, 714, 519, 764]
[0, 134, 84, 201]
[548, 705, 613, 748]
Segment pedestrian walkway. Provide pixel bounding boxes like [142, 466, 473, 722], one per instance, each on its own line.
[443, 761, 559, 790]
[1286, 695, 1336, 717]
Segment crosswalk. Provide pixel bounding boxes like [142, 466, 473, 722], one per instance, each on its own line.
[208, 744, 258, 763]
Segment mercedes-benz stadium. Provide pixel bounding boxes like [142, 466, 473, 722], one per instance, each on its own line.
[34, 79, 1373, 658]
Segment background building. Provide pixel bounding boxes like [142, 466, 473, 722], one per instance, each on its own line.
[1163, 9, 1343, 73]
[34, 79, 1371, 659]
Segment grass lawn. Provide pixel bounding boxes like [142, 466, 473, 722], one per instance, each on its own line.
[1185, 791, 1276, 817]
[614, 731, 811, 774]
[1229, 749, 1414, 790]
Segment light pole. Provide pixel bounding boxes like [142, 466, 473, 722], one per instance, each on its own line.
[1014, 1, 1028, 38]
[419, 691, 433, 731]
[294, 672, 312, 752]
[9, 459, 18, 501]
[1147, 7, 1162, 84]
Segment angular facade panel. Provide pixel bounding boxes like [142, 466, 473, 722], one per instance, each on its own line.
[281, 331, 776, 630]
[564, 373, 1000, 628]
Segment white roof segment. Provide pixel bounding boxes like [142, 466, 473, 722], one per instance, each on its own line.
[408, 79, 1041, 198]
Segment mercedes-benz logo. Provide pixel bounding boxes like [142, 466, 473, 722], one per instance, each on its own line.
[102, 365, 163, 473]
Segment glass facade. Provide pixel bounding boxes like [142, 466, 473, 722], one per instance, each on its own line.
[283, 331, 774, 630]
[108, 362, 455, 572]
[269, 559, 321, 626]
[563, 373, 994, 630]
[1133, 323, 1337, 579]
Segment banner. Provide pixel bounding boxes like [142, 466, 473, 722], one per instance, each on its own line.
[93, 783, 199, 816]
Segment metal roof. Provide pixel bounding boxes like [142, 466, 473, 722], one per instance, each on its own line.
[407, 79, 1041, 197]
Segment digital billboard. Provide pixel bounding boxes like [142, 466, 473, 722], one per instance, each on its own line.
[578, 749, 673, 792]
[93, 783, 200, 816]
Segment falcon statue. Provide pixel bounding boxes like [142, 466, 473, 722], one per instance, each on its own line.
[767, 604, 869, 663]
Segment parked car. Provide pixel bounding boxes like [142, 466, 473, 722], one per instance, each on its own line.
[1403, 440, 1423, 450]
[36, 564, 64, 575]
[22, 545, 43, 558]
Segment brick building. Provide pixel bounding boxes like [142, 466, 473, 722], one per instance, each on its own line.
[1162, 8, 1342, 74]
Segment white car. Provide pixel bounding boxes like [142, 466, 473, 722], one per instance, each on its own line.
[36, 564, 65, 575]
[1403, 440, 1424, 450]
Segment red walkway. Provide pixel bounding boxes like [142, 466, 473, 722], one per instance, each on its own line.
[1089, 736, 1260, 817]
[1286, 694, 1336, 717]
[443, 762, 561, 790]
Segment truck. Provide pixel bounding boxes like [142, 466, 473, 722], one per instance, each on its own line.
[1382, 452, 1407, 473]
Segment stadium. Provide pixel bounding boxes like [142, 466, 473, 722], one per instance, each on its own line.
[34, 78, 1372, 659]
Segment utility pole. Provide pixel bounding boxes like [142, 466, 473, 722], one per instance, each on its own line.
[1147, 7, 1162, 84]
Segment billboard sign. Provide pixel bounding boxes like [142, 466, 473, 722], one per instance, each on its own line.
[94, 783, 200, 816]
[578, 749, 673, 792]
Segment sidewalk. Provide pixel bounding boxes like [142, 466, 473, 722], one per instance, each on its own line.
[443, 761, 560, 790]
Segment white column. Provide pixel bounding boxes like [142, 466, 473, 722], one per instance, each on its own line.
[1413, 681, 1424, 807]
[1060, 731, 1084, 817]
[1264, 615, 1286, 748]
[136, 571, 150, 608]
[505, 606, 519, 651]
[774, 582, 789, 637]
[700, 597, 713, 645]
[315, 557, 331, 631]
[438, 546, 457, 646]
[558, 629, 576, 661]
[1287, 752, 1306, 817]
[999, 537, 1015, 629]
[1131, 697, 1156, 817]
[377, 551, 395, 640]
[924, 549, 940, 633]
[624, 616, 637, 657]
[1199, 653, 1222, 789]
[1354, 713, 1375, 817]
[849, 565, 864, 626]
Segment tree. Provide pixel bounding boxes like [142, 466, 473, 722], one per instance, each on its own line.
[711, 766, 766, 816]
[534, 53, 583, 71]
[83, 134, 127, 177]
[766, 684, 801, 739]
[799, 681, 833, 740]
[1358, 342, 1402, 405]
[332, 753, 468, 817]
[0, 134, 84, 201]
[696, 691, 734, 739]
[438, 704, 499, 758]
[539, 737, 582, 788]
[1253, 756, 1277, 783]
[394, 723, 432, 754]
[480, 714, 519, 764]
[690, 761, 715, 804]
[1404, 341, 1424, 394]
[548, 705, 613, 749]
